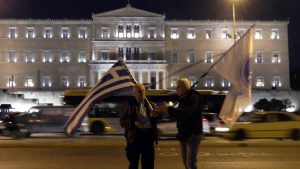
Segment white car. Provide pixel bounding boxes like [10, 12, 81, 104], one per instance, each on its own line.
[157, 117, 210, 138]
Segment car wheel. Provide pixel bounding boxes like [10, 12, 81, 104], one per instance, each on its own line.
[234, 129, 246, 141]
[25, 132, 31, 138]
[91, 121, 104, 135]
[290, 129, 300, 141]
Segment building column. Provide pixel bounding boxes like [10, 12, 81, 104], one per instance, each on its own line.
[148, 71, 151, 84]
[139, 72, 143, 84]
[156, 71, 159, 89]
[162, 71, 167, 89]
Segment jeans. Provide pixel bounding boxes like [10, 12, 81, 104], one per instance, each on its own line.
[180, 134, 202, 169]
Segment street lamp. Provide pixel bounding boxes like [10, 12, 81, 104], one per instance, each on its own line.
[231, 0, 240, 42]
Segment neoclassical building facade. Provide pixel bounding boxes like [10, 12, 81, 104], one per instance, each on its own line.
[0, 4, 290, 107]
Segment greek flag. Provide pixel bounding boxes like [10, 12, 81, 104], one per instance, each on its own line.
[65, 58, 136, 134]
[214, 26, 254, 127]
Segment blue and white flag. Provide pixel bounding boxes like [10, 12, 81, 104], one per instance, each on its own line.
[214, 26, 254, 127]
[65, 58, 136, 134]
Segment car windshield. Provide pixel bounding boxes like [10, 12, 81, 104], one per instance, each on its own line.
[237, 112, 255, 122]
[249, 114, 266, 122]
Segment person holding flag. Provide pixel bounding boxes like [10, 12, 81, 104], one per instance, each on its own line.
[120, 83, 159, 169]
[159, 78, 203, 169]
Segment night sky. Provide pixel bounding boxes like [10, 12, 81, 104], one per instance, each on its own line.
[0, 0, 299, 69]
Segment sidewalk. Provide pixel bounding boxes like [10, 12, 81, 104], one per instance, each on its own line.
[1, 135, 300, 148]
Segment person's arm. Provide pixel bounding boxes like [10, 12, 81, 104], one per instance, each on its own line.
[168, 94, 199, 120]
[120, 102, 133, 129]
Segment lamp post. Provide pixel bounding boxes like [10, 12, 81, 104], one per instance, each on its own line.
[232, 0, 239, 42]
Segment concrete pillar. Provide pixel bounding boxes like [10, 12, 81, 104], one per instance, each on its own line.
[156, 71, 159, 89]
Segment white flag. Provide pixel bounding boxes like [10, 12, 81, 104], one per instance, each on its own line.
[214, 26, 254, 127]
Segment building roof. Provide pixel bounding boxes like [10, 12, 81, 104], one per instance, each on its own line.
[92, 4, 165, 18]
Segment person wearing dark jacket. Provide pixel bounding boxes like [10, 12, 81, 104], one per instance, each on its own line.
[159, 78, 203, 169]
[120, 84, 159, 169]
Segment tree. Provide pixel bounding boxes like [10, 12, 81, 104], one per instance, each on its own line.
[253, 98, 294, 111]
[253, 98, 271, 111]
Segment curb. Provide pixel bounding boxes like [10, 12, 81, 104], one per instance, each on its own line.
[0, 137, 300, 148]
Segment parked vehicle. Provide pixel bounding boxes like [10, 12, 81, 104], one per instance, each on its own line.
[202, 112, 223, 135]
[157, 117, 210, 138]
[15, 106, 76, 136]
[217, 111, 300, 140]
[0, 113, 29, 138]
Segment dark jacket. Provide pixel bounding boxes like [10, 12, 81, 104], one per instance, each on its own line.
[120, 97, 158, 144]
[168, 89, 203, 141]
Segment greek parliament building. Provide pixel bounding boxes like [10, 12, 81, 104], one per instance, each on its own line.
[0, 5, 290, 111]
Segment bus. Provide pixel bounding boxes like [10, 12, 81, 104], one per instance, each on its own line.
[63, 88, 225, 135]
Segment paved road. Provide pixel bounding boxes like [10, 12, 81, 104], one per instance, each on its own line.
[0, 135, 300, 169]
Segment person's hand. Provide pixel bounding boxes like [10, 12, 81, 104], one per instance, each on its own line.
[135, 121, 143, 128]
[159, 102, 170, 113]
[150, 110, 160, 117]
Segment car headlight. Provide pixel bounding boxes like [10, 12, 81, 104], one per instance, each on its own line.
[215, 127, 230, 132]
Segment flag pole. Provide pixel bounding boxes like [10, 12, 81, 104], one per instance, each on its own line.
[119, 57, 155, 111]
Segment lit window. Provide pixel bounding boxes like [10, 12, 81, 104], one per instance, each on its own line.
[187, 28, 196, 39]
[256, 76, 264, 87]
[101, 51, 109, 60]
[25, 76, 34, 87]
[270, 29, 280, 39]
[272, 76, 281, 87]
[255, 52, 263, 63]
[171, 52, 178, 63]
[171, 28, 179, 39]
[78, 76, 86, 87]
[148, 52, 156, 61]
[237, 28, 245, 38]
[118, 47, 124, 58]
[205, 29, 212, 39]
[170, 76, 179, 87]
[8, 51, 17, 63]
[222, 79, 231, 87]
[78, 27, 87, 38]
[42, 76, 52, 87]
[134, 25, 140, 38]
[148, 27, 156, 38]
[44, 27, 52, 38]
[101, 27, 109, 38]
[78, 51, 87, 63]
[9, 27, 17, 38]
[205, 51, 213, 63]
[61, 76, 69, 87]
[255, 29, 263, 39]
[61, 27, 70, 38]
[133, 47, 140, 60]
[118, 25, 124, 38]
[126, 25, 132, 38]
[272, 51, 280, 63]
[60, 51, 70, 63]
[221, 28, 230, 39]
[26, 27, 35, 38]
[205, 77, 214, 87]
[189, 76, 197, 86]
[43, 50, 52, 63]
[126, 47, 132, 60]
[7, 76, 16, 87]
[187, 52, 195, 63]
[25, 50, 35, 63]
